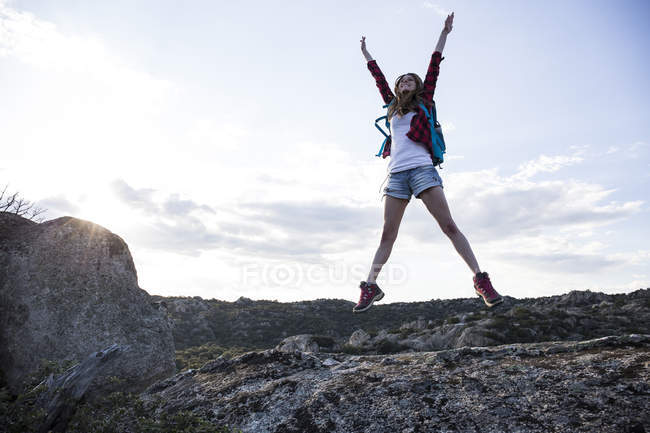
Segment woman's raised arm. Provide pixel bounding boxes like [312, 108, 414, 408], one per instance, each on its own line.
[361, 36, 374, 62]
[363, 36, 394, 104]
[434, 12, 454, 54]
[422, 13, 453, 101]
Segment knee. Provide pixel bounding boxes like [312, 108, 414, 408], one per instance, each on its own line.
[380, 229, 398, 246]
[440, 220, 459, 237]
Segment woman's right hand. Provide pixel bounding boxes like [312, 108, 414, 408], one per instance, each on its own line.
[443, 12, 454, 34]
[361, 36, 372, 61]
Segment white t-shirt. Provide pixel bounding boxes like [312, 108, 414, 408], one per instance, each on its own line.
[387, 111, 433, 173]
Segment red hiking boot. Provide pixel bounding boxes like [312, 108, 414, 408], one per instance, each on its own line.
[473, 272, 503, 307]
[353, 281, 384, 313]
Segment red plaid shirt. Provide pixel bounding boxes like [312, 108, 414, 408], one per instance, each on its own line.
[367, 51, 444, 159]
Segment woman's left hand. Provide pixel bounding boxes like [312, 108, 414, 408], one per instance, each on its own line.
[443, 12, 454, 34]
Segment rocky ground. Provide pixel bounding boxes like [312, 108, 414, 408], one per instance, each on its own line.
[144, 334, 650, 433]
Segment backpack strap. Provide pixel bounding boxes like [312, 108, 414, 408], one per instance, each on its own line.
[418, 102, 435, 144]
[418, 101, 446, 167]
[374, 100, 395, 157]
[418, 101, 437, 126]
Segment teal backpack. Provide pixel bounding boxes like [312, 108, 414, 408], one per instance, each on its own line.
[374, 99, 446, 167]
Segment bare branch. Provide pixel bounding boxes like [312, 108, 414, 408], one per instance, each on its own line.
[0, 184, 8, 202]
[1, 192, 19, 212]
[0, 184, 48, 222]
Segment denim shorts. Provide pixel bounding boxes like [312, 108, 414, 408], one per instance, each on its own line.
[383, 164, 443, 201]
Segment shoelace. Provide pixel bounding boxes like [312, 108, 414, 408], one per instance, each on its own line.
[359, 288, 372, 301]
[477, 278, 497, 298]
[358, 283, 376, 302]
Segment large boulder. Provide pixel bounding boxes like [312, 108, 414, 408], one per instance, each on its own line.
[348, 329, 370, 347]
[276, 334, 320, 353]
[0, 212, 175, 394]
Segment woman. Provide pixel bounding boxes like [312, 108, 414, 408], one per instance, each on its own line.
[354, 12, 503, 313]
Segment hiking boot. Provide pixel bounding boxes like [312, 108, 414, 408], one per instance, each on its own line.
[473, 272, 503, 307]
[353, 281, 384, 313]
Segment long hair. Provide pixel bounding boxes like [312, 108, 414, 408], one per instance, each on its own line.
[387, 73, 432, 121]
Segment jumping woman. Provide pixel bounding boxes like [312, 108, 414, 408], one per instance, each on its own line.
[354, 12, 503, 313]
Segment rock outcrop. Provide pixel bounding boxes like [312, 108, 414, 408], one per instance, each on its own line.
[276, 335, 321, 353]
[144, 334, 650, 433]
[275, 335, 339, 353]
[162, 288, 649, 356]
[348, 289, 650, 355]
[0, 212, 175, 395]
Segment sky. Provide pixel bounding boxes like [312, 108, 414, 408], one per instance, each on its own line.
[1, 0, 649, 303]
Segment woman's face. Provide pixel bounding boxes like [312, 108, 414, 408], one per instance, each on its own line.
[398, 74, 416, 93]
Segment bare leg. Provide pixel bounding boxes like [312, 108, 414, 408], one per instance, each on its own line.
[367, 195, 409, 283]
[418, 186, 480, 274]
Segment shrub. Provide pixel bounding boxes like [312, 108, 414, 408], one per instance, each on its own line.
[512, 306, 531, 319]
[486, 315, 508, 330]
[0, 389, 47, 433]
[376, 340, 406, 355]
[340, 344, 365, 355]
[176, 344, 249, 371]
[549, 309, 569, 319]
[613, 297, 626, 307]
[311, 335, 336, 348]
[66, 391, 242, 433]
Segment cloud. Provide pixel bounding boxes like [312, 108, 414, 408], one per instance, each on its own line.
[400, 153, 644, 273]
[109, 146, 645, 272]
[614, 140, 648, 159]
[446, 154, 643, 240]
[512, 154, 584, 180]
[37, 194, 80, 216]
[422, 1, 449, 17]
[163, 194, 215, 216]
[214, 200, 380, 259]
[0, 4, 173, 102]
[590, 140, 648, 160]
[111, 180, 215, 218]
[109, 179, 220, 255]
[109, 179, 379, 258]
[110, 180, 159, 214]
[0, 2, 177, 179]
[505, 251, 623, 273]
[110, 179, 219, 217]
[238, 201, 377, 235]
[493, 241, 650, 275]
[130, 218, 221, 257]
